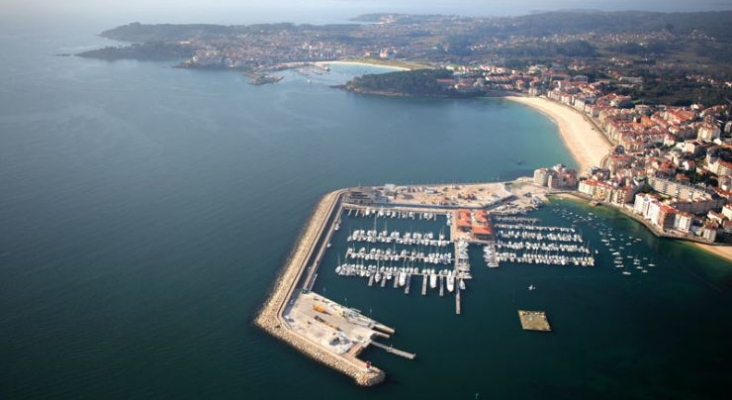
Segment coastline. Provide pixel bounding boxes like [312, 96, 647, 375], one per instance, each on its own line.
[693, 243, 732, 263]
[504, 96, 611, 174]
[552, 193, 732, 264]
[315, 60, 412, 71]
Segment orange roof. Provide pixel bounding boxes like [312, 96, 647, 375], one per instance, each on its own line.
[472, 225, 492, 235]
[457, 209, 472, 228]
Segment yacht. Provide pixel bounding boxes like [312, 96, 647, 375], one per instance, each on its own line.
[446, 273, 455, 293]
[398, 271, 407, 287]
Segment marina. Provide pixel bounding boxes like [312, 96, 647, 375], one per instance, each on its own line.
[256, 180, 659, 385]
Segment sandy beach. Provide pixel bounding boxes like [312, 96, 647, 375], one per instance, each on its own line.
[505, 96, 611, 174]
[315, 60, 411, 71]
[693, 243, 732, 263]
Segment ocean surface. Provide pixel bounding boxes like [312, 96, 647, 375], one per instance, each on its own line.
[1, 17, 731, 400]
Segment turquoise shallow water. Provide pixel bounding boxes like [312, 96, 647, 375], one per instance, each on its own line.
[1, 23, 731, 400]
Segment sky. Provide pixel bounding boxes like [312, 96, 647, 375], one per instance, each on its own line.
[3, 0, 732, 27]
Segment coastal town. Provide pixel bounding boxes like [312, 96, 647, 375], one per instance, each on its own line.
[79, 15, 732, 256]
[510, 69, 732, 253]
[341, 62, 732, 257]
[81, 11, 732, 107]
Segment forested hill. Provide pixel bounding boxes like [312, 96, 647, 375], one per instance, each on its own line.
[100, 11, 732, 43]
[343, 69, 483, 98]
[507, 11, 732, 39]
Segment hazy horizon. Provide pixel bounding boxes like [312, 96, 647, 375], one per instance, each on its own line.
[4, 0, 732, 29]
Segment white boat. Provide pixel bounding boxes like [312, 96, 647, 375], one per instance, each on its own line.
[622, 271, 631, 276]
[446, 274, 455, 292]
[459, 279, 466, 291]
[398, 271, 407, 287]
[374, 272, 382, 282]
[528, 284, 536, 291]
[429, 272, 437, 289]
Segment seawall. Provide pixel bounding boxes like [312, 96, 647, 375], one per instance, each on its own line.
[254, 189, 385, 386]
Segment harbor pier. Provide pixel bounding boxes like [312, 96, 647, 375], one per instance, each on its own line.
[369, 341, 417, 360]
[255, 190, 387, 386]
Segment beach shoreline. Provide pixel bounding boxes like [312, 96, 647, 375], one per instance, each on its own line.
[504, 96, 612, 174]
[693, 243, 732, 263]
[314, 60, 413, 71]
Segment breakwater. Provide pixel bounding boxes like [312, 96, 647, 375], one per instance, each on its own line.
[254, 189, 386, 386]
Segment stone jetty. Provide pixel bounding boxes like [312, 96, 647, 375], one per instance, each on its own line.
[254, 189, 386, 386]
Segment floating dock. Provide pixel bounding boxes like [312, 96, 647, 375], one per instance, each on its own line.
[456, 287, 461, 315]
[370, 341, 417, 360]
[518, 310, 552, 332]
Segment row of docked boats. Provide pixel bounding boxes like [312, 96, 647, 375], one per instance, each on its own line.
[496, 230, 584, 242]
[334, 264, 464, 293]
[455, 239, 471, 275]
[496, 252, 596, 266]
[493, 216, 540, 224]
[346, 229, 450, 247]
[348, 207, 439, 221]
[495, 240, 592, 254]
[483, 244, 499, 267]
[345, 246, 453, 265]
[493, 223, 576, 233]
[491, 221, 595, 266]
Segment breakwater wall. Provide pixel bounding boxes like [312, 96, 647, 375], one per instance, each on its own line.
[254, 189, 385, 386]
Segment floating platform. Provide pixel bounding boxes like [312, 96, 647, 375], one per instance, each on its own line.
[517, 310, 552, 332]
